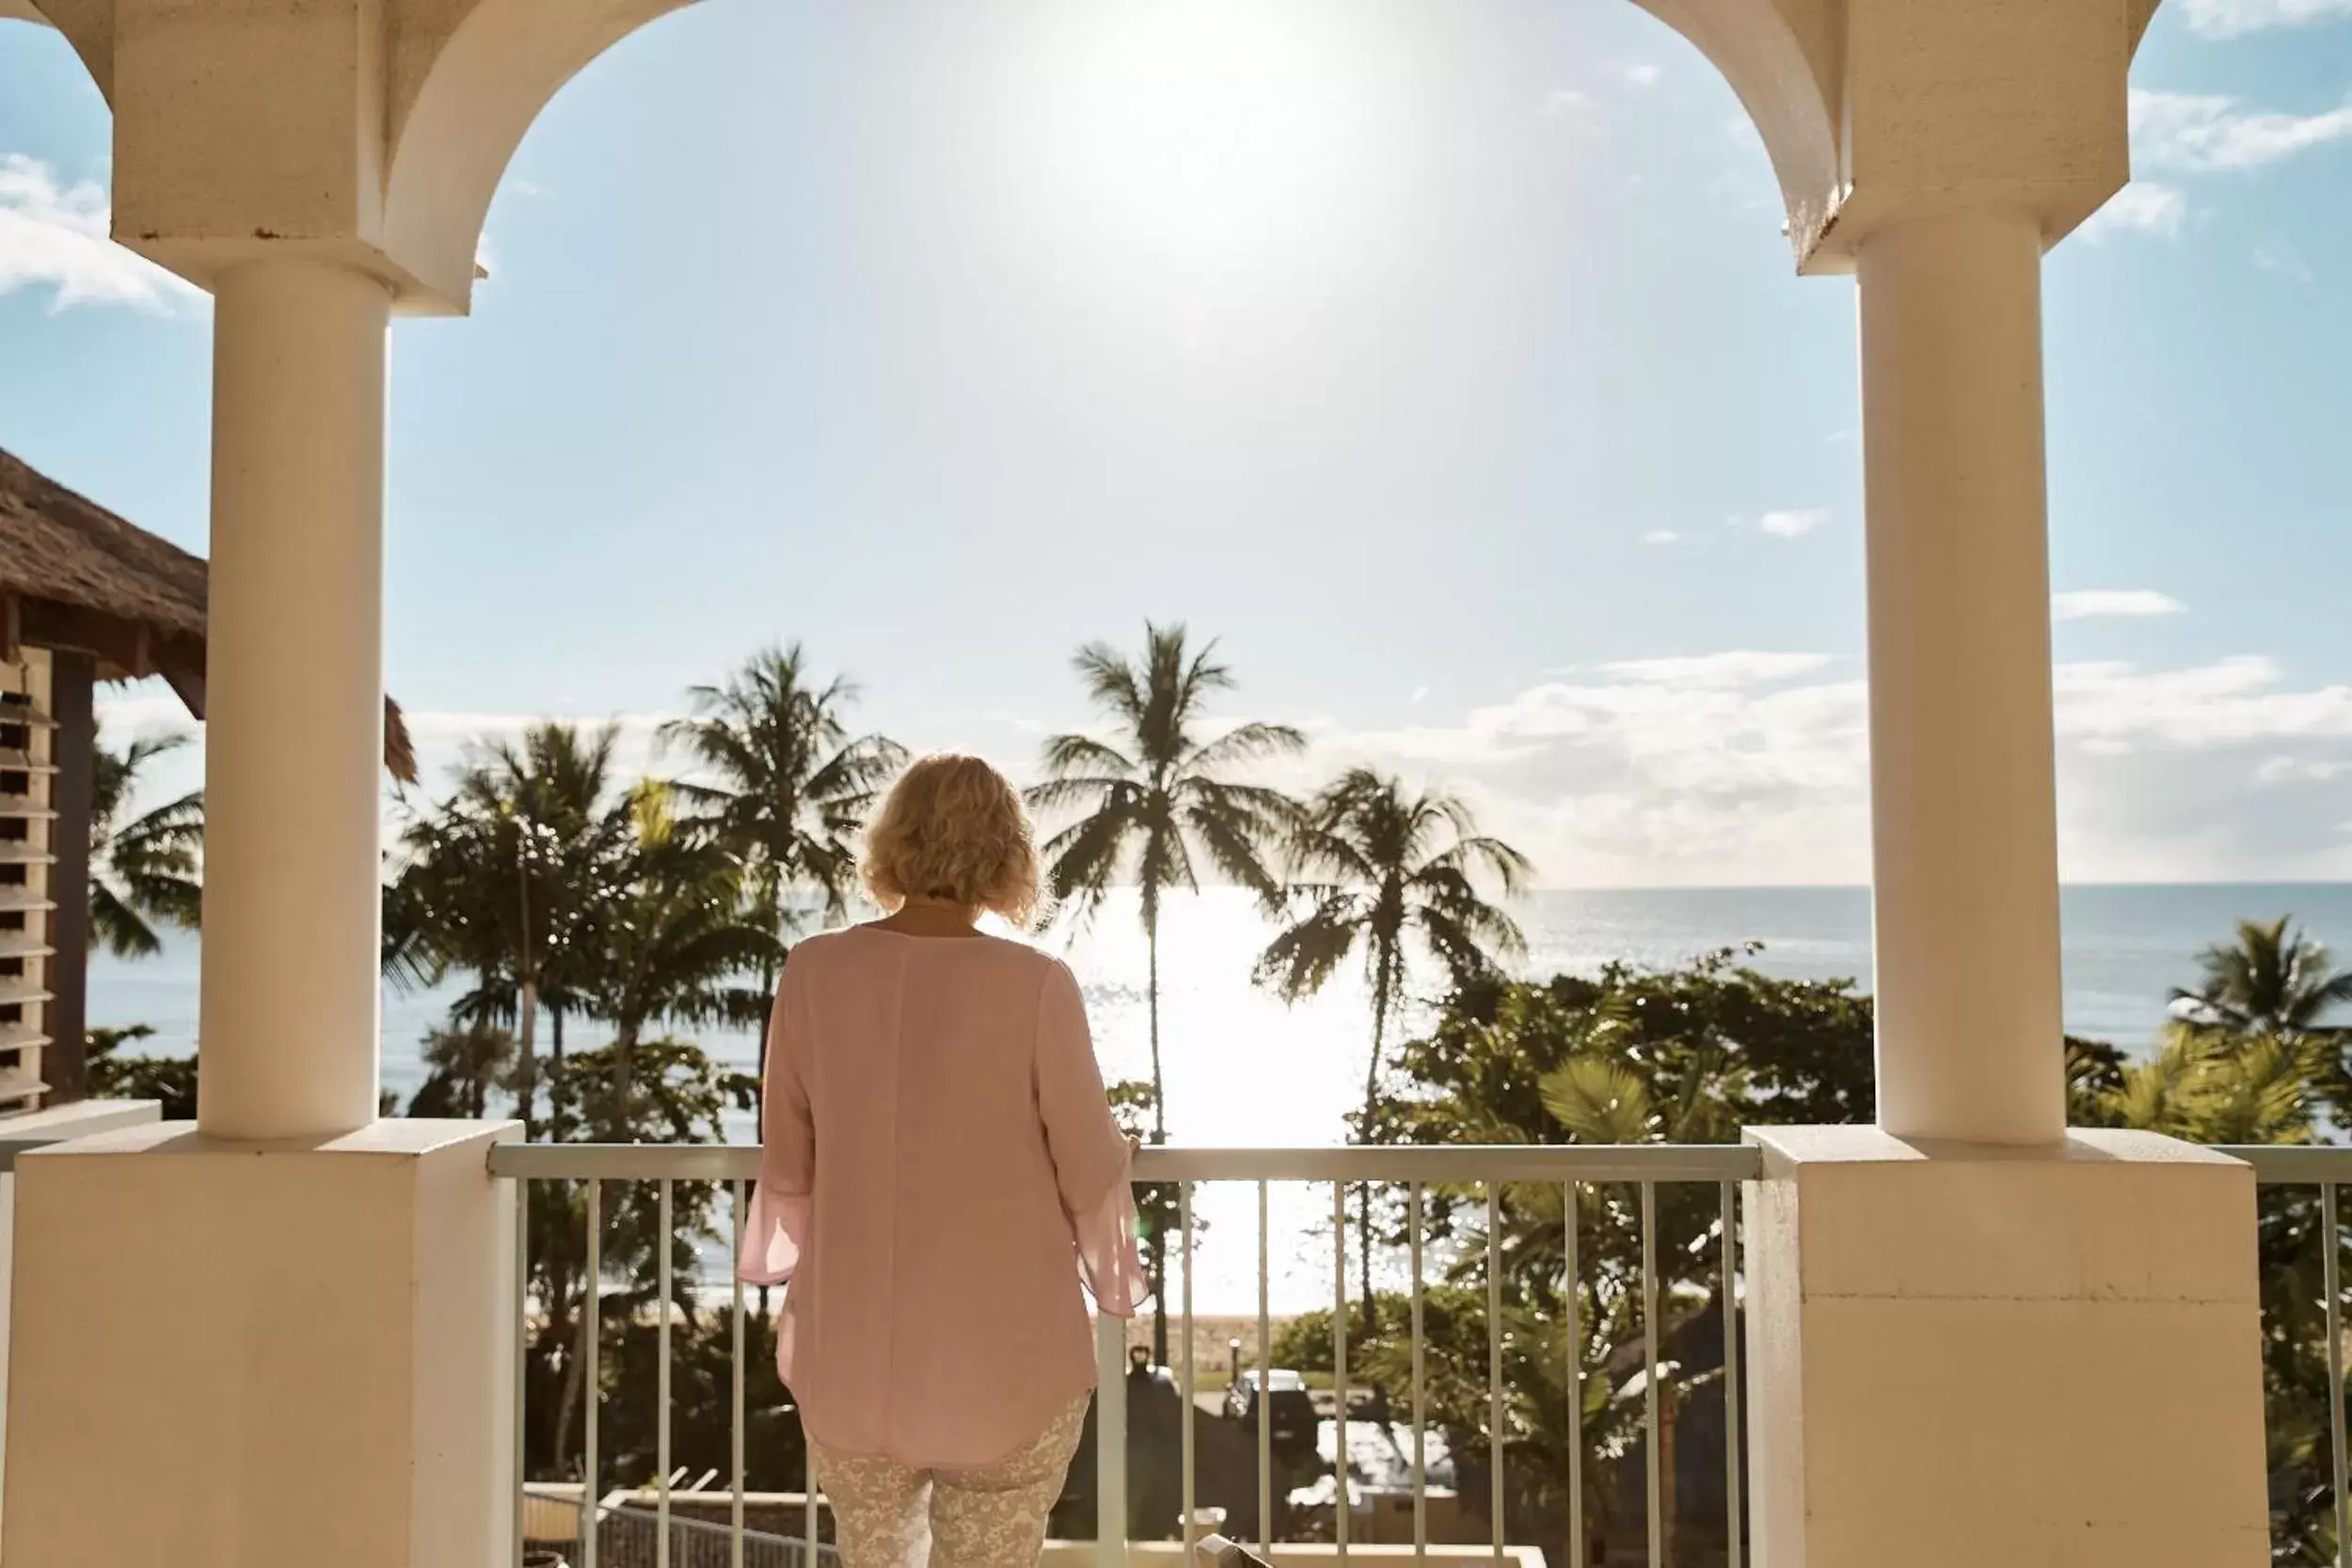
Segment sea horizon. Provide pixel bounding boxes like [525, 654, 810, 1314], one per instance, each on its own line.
[82, 884, 2352, 1313]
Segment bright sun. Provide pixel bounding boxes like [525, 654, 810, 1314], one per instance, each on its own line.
[1007, 0, 1409, 325]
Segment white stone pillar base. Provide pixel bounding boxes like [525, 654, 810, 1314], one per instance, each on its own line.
[1, 1118, 518, 1568]
[1745, 1126, 2269, 1567]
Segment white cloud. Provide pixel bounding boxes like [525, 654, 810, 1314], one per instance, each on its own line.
[1600, 652, 1831, 689]
[2180, 0, 2352, 34]
[2131, 88, 2352, 174]
[2256, 755, 2352, 785]
[1643, 530, 1680, 545]
[0, 154, 196, 311]
[2053, 589, 2186, 622]
[2080, 182, 2189, 242]
[1610, 63, 1662, 89]
[2255, 240, 2315, 281]
[1291, 650, 2352, 885]
[1756, 508, 1828, 538]
[93, 693, 200, 734]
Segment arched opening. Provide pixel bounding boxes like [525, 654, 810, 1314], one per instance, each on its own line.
[389, 0, 1836, 311]
[0, 0, 108, 103]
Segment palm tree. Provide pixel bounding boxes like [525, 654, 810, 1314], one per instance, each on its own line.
[89, 728, 204, 957]
[2104, 1021, 2318, 1145]
[386, 722, 629, 1134]
[1029, 624, 1303, 1361]
[584, 781, 778, 1118]
[406, 1022, 516, 1119]
[2172, 917, 2352, 1035]
[1255, 769, 1530, 1329]
[660, 645, 905, 1065]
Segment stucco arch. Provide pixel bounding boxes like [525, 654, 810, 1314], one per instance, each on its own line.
[0, 0, 113, 103]
[1626, 0, 1841, 261]
[387, 0, 1847, 309]
[382, 0, 694, 311]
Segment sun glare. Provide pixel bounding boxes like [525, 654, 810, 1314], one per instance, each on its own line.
[1009, 1, 1406, 338]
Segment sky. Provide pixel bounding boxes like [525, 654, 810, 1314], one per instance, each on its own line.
[3, 0, 2351, 888]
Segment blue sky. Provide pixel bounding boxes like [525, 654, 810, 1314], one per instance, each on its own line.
[3, 0, 2350, 886]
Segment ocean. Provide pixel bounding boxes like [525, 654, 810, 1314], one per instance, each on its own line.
[87, 882, 2352, 1311]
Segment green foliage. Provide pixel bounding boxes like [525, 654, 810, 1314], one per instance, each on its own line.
[405, 1022, 515, 1119]
[85, 1024, 197, 1118]
[1372, 952, 1867, 1153]
[89, 728, 203, 959]
[602, 1303, 810, 1491]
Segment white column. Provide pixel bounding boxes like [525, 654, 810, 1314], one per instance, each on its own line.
[1857, 208, 2066, 1147]
[199, 257, 389, 1141]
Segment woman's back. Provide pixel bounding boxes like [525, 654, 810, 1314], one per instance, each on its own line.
[744, 925, 1140, 1468]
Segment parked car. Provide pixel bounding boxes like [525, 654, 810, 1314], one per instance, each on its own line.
[1225, 1368, 1316, 1452]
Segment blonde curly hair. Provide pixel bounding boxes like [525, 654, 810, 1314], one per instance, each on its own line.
[861, 753, 1041, 927]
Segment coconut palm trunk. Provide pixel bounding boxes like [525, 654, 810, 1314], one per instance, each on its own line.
[515, 856, 540, 1136]
[1359, 978, 1389, 1337]
[548, 1006, 568, 1139]
[1145, 890, 1171, 1366]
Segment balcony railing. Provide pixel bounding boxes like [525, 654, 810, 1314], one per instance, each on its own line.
[2214, 1144, 2352, 1566]
[488, 1142, 1763, 1568]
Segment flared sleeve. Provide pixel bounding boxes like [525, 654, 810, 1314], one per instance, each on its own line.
[1035, 958, 1151, 1316]
[738, 962, 814, 1287]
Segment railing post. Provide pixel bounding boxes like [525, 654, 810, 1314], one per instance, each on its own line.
[1096, 1310, 1128, 1568]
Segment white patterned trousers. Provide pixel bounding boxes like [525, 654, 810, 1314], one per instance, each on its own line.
[809, 1395, 1091, 1568]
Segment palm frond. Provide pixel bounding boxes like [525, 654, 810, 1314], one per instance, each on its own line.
[1251, 895, 1368, 1004]
[1540, 1057, 1656, 1144]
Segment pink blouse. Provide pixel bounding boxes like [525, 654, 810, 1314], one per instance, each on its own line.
[737, 926, 1148, 1468]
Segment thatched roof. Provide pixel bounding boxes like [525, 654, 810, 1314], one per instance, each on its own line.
[0, 449, 207, 644]
[0, 446, 416, 784]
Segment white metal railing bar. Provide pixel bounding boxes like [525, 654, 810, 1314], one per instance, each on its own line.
[1565, 1180, 1583, 1566]
[1095, 1313, 1124, 1568]
[660, 1178, 675, 1568]
[1721, 1180, 1744, 1568]
[1181, 1180, 1198, 1566]
[584, 1178, 602, 1568]
[731, 1180, 747, 1568]
[2215, 1147, 2352, 1568]
[1258, 1178, 1273, 1560]
[2218, 1146, 2352, 1182]
[803, 1395, 818, 1558]
[514, 1176, 530, 1568]
[497, 1142, 1757, 1568]
[1409, 1181, 1427, 1565]
[1642, 1182, 1661, 1568]
[1332, 1180, 1350, 1567]
[594, 1501, 834, 1568]
[489, 1142, 1767, 1184]
[2328, 1184, 2348, 1567]
[1485, 1186, 1503, 1568]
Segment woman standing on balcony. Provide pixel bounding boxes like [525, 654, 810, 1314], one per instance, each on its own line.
[739, 752, 1149, 1568]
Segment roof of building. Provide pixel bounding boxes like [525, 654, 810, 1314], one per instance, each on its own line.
[0, 446, 416, 783]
